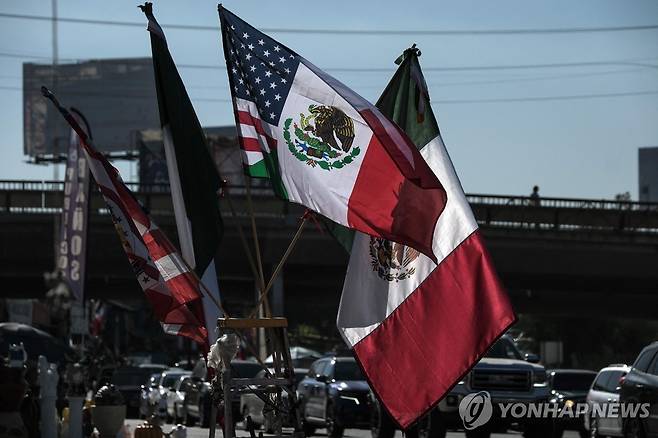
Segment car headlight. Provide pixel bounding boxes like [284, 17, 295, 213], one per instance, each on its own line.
[564, 399, 574, 409]
[532, 370, 547, 387]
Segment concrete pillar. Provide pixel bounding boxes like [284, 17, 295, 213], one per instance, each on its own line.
[38, 356, 59, 438]
[68, 396, 84, 438]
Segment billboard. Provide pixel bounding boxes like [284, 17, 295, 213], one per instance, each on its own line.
[639, 147, 658, 202]
[23, 58, 160, 157]
[136, 126, 256, 189]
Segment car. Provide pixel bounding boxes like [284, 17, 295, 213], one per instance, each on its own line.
[111, 365, 169, 418]
[370, 334, 552, 438]
[240, 368, 308, 432]
[547, 369, 597, 438]
[151, 369, 190, 420]
[584, 364, 631, 437]
[297, 356, 371, 438]
[620, 341, 658, 438]
[184, 360, 263, 427]
[166, 375, 193, 424]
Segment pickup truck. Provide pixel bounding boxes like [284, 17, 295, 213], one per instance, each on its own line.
[371, 335, 551, 438]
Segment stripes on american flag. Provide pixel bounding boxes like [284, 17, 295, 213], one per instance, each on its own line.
[57, 108, 208, 345]
[234, 98, 278, 169]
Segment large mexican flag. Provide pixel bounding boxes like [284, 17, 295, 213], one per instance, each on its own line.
[337, 48, 516, 428]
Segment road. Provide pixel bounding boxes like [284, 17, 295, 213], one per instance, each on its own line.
[124, 420, 583, 438]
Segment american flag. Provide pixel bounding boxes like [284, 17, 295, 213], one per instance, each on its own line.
[223, 17, 299, 126]
[42, 88, 208, 346]
[220, 8, 304, 176]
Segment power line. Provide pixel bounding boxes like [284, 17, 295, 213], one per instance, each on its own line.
[4, 49, 656, 72]
[5, 84, 657, 104]
[1, 11, 657, 35]
[177, 59, 658, 72]
[433, 90, 658, 104]
[0, 51, 78, 62]
[2, 66, 650, 91]
[190, 90, 658, 104]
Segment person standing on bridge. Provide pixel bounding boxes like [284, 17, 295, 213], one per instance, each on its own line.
[530, 185, 541, 207]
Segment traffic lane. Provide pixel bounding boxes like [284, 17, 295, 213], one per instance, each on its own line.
[124, 422, 583, 438]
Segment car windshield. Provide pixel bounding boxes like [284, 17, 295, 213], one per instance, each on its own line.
[140, 366, 166, 375]
[333, 361, 364, 381]
[111, 369, 150, 387]
[485, 338, 523, 360]
[162, 374, 184, 388]
[552, 373, 596, 391]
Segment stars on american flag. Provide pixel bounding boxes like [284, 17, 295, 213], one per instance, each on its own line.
[223, 14, 300, 125]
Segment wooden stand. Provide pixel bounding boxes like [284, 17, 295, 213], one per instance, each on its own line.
[217, 318, 304, 438]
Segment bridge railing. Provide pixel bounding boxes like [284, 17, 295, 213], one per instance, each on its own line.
[1, 180, 658, 234]
[466, 193, 658, 212]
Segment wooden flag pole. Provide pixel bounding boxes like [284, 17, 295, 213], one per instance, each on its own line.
[221, 187, 262, 295]
[194, 268, 229, 317]
[247, 212, 308, 319]
[244, 178, 272, 317]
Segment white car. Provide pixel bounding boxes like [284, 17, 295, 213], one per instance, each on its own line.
[151, 369, 190, 420]
[240, 368, 307, 433]
[166, 375, 192, 424]
[584, 364, 631, 437]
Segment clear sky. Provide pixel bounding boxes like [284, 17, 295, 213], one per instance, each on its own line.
[1, 0, 657, 199]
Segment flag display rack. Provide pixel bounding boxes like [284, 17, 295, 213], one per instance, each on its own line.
[216, 317, 304, 438]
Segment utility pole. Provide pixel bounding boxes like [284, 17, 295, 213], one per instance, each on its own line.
[52, 0, 59, 181]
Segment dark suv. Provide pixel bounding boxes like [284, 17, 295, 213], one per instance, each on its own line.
[297, 356, 370, 438]
[370, 335, 550, 438]
[620, 341, 658, 437]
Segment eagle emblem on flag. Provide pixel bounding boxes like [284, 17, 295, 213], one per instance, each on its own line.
[369, 237, 421, 282]
[283, 105, 361, 171]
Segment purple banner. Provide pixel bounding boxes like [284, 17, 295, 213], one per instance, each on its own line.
[57, 122, 90, 303]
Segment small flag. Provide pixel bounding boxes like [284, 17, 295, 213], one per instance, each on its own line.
[142, 3, 223, 345]
[218, 7, 447, 262]
[337, 48, 516, 428]
[42, 87, 208, 345]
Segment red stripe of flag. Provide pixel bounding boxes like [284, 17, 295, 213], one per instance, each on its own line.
[142, 228, 180, 260]
[237, 110, 277, 149]
[144, 289, 176, 318]
[163, 272, 203, 305]
[239, 136, 266, 153]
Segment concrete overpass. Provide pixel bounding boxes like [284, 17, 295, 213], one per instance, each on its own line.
[1, 180, 657, 326]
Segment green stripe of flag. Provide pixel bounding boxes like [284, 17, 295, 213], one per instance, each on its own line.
[245, 153, 289, 199]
